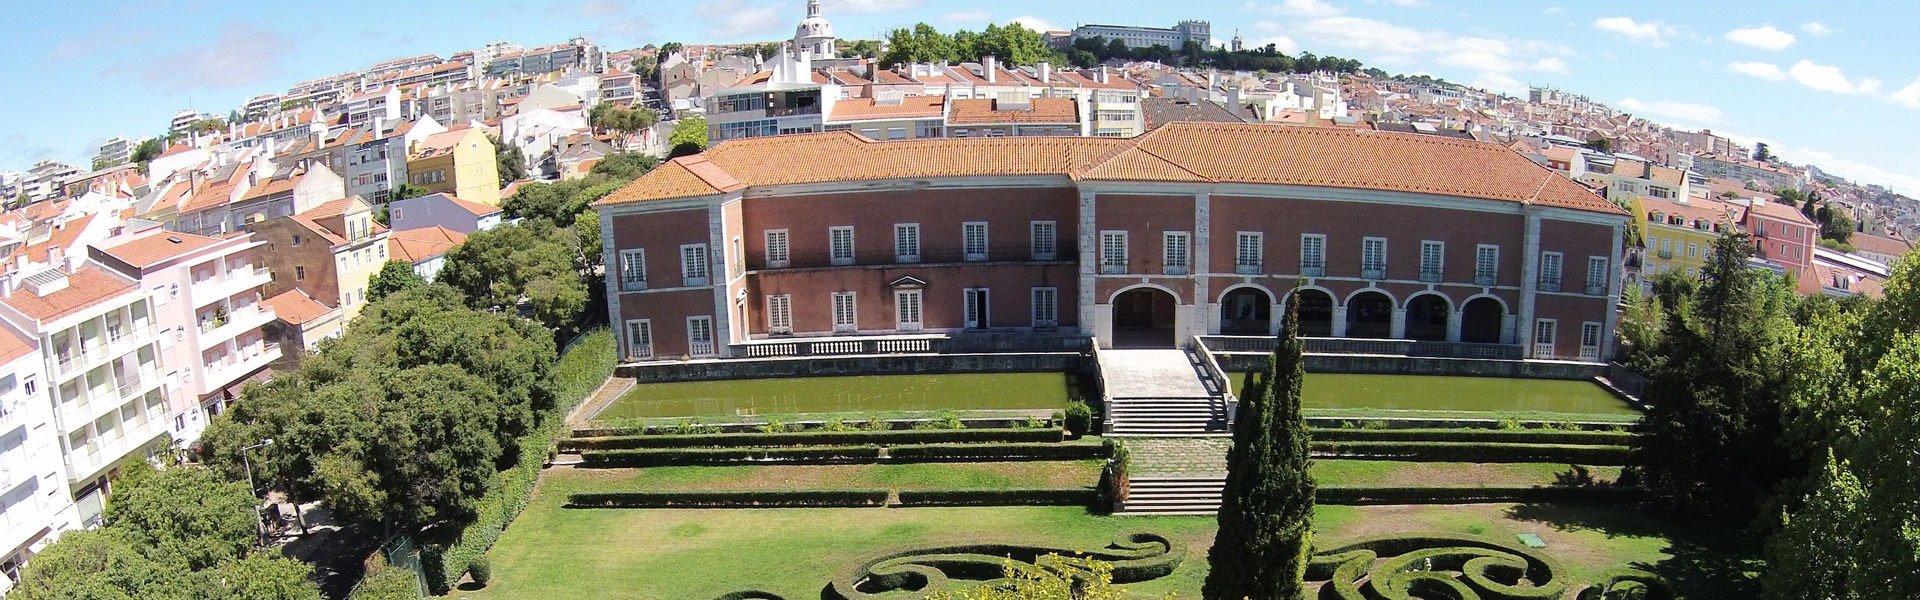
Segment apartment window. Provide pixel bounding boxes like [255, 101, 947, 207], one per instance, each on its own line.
[681, 243, 709, 286]
[620, 249, 647, 291]
[1586, 256, 1609, 295]
[1163, 231, 1190, 275]
[894, 223, 921, 263]
[1579, 321, 1603, 361]
[766, 294, 792, 334]
[624, 319, 652, 359]
[1361, 237, 1387, 279]
[829, 226, 855, 266]
[1533, 319, 1557, 358]
[1419, 240, 1444, 282]
[764, 230, 789, 269]
[1235, 232, 1262, 274]
[1661, 238, 1672, 255]
[295, 266, 305, 281]
[1300, 234, 1326, 277]
[1687, 243, 1698, 258]
[1031, 287, 1058, 329]
[731, 236, 743, 274]
[686, 316, 715, 357]
[1539, 251, 1563, 292]
[1030, 221, 1056, 260]
[894, 289, 923, 331]
[963, 222, 989, 261]
[831, 292, 857, 333]
[1100, 231, 1128, 274]
[291, 234, 302, 247]
[1475, 244, 1499, 286]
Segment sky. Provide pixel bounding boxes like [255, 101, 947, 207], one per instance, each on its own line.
[4, 0, 1917, 194]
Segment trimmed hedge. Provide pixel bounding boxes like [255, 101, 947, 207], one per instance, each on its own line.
[1317, 485, 1645, 505]
[419, 327, 617, 595]
[1310, 428, 1635, 446]
[1577, 568, 1676, 600]
[560, 427, 1065, 451]
[579, 445, 883, 467]
[1307, 532, 1567, 600]
[1312, 441, 1633, 465]
[825, 531, 1183, 600]
[887, 441, 1112, 462]
[897, 488, 1099, 507]
[567, 489, 889, 508]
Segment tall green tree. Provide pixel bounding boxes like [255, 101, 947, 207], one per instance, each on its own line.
[437, 220, 590, 330]
[590, 152, 659, 181]
[668, 116, 709, 157]
[880, 23, 961, 67]
[103, 463, 257, 570]
[1204, 298, 1315, 600]
[367, 260, 426, 302]
[493, 136, 527, 186]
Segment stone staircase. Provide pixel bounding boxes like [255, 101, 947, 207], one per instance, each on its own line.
[1106, 398, 1230, 436]
[1099, 348, 1231, 437]
[1119, 475, 1226, 515]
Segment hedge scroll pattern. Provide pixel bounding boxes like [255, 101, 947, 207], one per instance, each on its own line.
[1305, 533, 1570, 600]
[822, 530, 1184, 600]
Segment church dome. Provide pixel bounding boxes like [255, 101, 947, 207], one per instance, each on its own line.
[795, 0, 833, 41]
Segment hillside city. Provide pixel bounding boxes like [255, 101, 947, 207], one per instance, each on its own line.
[0, 2, 1914, 599]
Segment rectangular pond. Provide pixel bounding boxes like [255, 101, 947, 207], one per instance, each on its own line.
[1228, 372, 1639, 417]
[595, 373, 1077, 420]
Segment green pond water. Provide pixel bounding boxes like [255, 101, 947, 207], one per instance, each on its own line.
[596, 373, 1076, 420]
[1229, 372, 1639, 416]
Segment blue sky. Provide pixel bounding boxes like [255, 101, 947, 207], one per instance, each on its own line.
[5, 0, 1917, 194]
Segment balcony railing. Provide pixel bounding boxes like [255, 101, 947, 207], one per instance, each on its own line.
[1657, 250, 1674, 259]
[1196, 336, 1525, 360]
[727, 333, 1088, 360]
[1361, 268, 1386, 280]
[1235, 262, 1261, 275]
[1164, 265, 1189, 276]
[1100, 263, 1125, 275]
[621, 277, 647, 292]
[1419, 269, 1443, 283]
[689, 341, 717, 358]
[1586, 283, 1606, 296]
[1475, 274, 1497, 286]
[1539, 280, 1561, 293]
[757, 245, 1076, 271]
[1300, 265, 1325, 278]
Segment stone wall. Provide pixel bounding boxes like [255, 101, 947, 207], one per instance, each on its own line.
[1217, 352, 1606, 380]
[615, 352, 1092, 384]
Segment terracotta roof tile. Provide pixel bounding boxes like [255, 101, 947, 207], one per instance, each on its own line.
[98, 231, 228, 269]
[388, 226, 467, 263]
[826, 96, 945, 122]
[1849, 233, 1911, 257]
[0, 325, 33, 364]
[1, 266, 137, 323]
[947, 98, 1078, 125]
[261, 289, 333, 325]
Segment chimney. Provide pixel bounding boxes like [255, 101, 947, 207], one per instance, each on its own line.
[265, 136, 277, 159]
[1098, 66, 1110, 84]
[984, 56, 997, 83]
[1039, 61, 1051, 84]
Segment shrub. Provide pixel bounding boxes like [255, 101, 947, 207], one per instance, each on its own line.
[580, 445, 884, 467]
[1360, 419, 1389, 430]
[1309, 428, 1635, 446]
[896, 488, 1099, 507]
[756, 419, 796, 433]
[468, 556, 491, 586]
[826, 531, 1184, 600]
[560, 428, 1067, 451]
[1063, 401, 1093, 437]
[887, 441, 1110, 462]
[567, 489, 889, 508]
[1307, 532, 1568, 600]
[1315, 485, 1645, 505]
[818, 420, 855, 432]
[1312, 441, 1633, 465]
[912, 411, 965, 430]
[862, 418, 891, 431]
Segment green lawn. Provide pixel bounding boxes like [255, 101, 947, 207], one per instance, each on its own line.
[466, 472, 1752, 600]
[594, 373, 1079, 420]
[1226, 373, 1640, 417]
[1312, 460, 1623, 487]
[551, 461, 1104, 492]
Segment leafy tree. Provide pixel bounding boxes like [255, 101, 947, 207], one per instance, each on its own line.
[189, 118, 227, 135]
[10, 529, 170, 600]
[591, 152, 659, 180]
[628, 53, 658, 80]
[348, 555, 421, 600]
[129, 138, 164, 171]
[844, 39, 882, 59]
[493, 136, 527, 186]
[437, 220, 591, 330]
[668, 116, 709, 157]
[1204, 299, 1315, 600]
[501, 175, 626, 224]
[368, 260, 426, 302]
[104, 463, 256, 570]
[589, 104, 660, 149]
[1585, 138, 1613, 153]
[880, 23, 961, 67]
[1753, 142, 1776, 163]
[393, 183, 430, 201]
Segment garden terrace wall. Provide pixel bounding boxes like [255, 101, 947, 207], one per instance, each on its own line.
[896, 488, 1099, 507]
[580, 446, 884, 467]
[567, 490, 889, 508]
[1217, 353, 1609, 380]
[1303, 417, 1634, 430]
[1310, 428, 1635, 445]
[561, 428, 1065, 450]
[614, 352, 1091, 383]
[1311, 441, 1633, 464]
[1316, 485, 1645, 505]
[886, 441, 1112, 462]
[574, 417, 1055, 437]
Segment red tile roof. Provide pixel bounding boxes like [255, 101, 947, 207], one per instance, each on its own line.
[947, 98, 1079, 125]
[1, 266, 137, 323]
[826, 96, 945, 122]
[0, 325, 33, 364]
[261, 289, 333, 325]
[388, 226, 467, 263]
[98, 231, 228, 269]
[596, 122, 1626, 216]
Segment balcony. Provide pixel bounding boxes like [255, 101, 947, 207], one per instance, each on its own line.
[1362, 268, 1386, 280]
[688, 340, 717, 358]
[59, 367, 161, 429]
[68, 416, 166, 484]
[1100, 263, 1126, 275]
[1586, 283, 1607, 296]
[1164, 265, 1189, 276]
[202, 343, 281, 395]
[55, 324, 155, 377]
[1475, 274, 1497, 286]
[1419, 270, 1443, 283]
[192, 267, 272, 307]
[1300, 265, 1326, 278]
[1539, 280, 1562, 293]
[621, 277, 648, 292]
[1235, 263, 1261, 275]
[197, 305, 277, 346]
[1657, 250, 1674, 259]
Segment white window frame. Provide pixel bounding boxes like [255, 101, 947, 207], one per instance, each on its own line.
[1031, 287, 1058, 330]
[1475, 244, 1499, 286]
[831, 292, 857, 333]
[1586, 256, 1609, 296]
[1539, 251, 1563, 292]
[764, 229, 789, 269]
[680, 243, 709, 286]
[1579, 321, 1603, 361]
[1300, 234, 1326, 277]
[1361, 237, 1387, 280]
[1100, 230, 1128, 274]
[1533, 318, 1557, 358]
[1235, 231, 1262, 275]
[1030, 221, 1056, 261]
[619, 249, 647, 291]
[830, 226, 855, 266]
[766, 294, 792, 335]
[894, 223, 920, 263]
[1162, 231, 1190, 275]
[894, 289, 923, 332]
[1419, 240, 1444, 282]
[963, 222, 989, 262]
[686, 316, 716, 357]
[624, 319, 653, 360]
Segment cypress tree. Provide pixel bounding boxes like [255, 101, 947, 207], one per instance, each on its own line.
[1202, 295, 1317, 600]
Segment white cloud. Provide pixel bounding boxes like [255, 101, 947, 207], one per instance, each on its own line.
[1244, 0, 1344, 17]
[1471, 72, 1525, 96]
[1008, 16, 1061, 33]
[938, 10, 992, 24]
[1291, 15, 1572, 76]
[1858, 78, 1884, 95]
[96, 23, 293, 92]
[824, 0, 920, 13]
[1788, 59, 1871, 94]
[1532, 57, 1568, 74]
[1786, 147, 1920, 196]
[1376, 0, 1429, 6]
[1724, 25, 1795, 50]
[1592, 16, 1668, 46]
[697, 0, 780, 38]
[1728, 61, 1787, 81]
[1802, 22, 1834, 36]
[1893, 79, 1920, 109]
[1616, 97, 1726, 125]
[1543, 6, 1566, 15]
[1258, 35, 1301, 55]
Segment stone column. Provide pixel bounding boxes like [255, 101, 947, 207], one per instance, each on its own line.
[1078, 190, 1101, 347]
[1446, 310, 1463, 343]
[1389, 308, 1407, 339]
[1331, 306, 1349, 337]
[1517, 208, 1543, 357]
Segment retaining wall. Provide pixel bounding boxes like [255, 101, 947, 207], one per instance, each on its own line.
[615, 352, 1092, 384]
[1218, 352, 1607, 380]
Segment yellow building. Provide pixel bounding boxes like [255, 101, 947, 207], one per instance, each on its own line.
[1632, 195, 1739, 280]
[406, 127, 501, 205]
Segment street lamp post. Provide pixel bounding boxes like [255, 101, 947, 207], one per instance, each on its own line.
[241, 439, 274, 546]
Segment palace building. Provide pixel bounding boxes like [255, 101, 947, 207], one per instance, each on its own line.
[594, 122, 1629, 363]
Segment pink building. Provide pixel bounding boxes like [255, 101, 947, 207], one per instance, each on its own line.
[1741, 198, 1817, 281]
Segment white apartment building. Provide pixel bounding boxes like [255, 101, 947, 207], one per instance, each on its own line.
[0, 327, 76, 593]
[94, 137, 133, 169]
[1071, 21, 1211, 50]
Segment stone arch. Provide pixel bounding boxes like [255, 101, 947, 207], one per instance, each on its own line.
[1218, 283, 1276, 335]
[1111, 285, 1180, 348]
[1403, 291, 1453, 342]
[1344, 289, 1396, 339]
[1285, 286, 1336, 337]
[1460, 295, 1509, 344]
